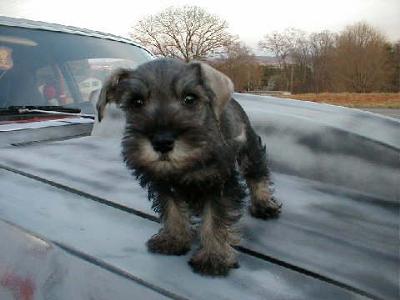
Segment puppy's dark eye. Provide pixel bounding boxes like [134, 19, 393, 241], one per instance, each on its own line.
[132, 98, 145, 108]
[183, 94, 197, 105]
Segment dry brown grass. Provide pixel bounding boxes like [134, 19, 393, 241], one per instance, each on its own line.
[279, 93, 400, 108]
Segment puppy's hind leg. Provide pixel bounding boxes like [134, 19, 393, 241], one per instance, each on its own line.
[147, 196, 192, 255]
[239, 129, 281, 219]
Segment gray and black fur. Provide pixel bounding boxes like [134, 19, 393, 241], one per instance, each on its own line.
[97, 58, 281, 276]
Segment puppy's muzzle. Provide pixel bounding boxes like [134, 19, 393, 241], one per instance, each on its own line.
[151, 131, 175, 153]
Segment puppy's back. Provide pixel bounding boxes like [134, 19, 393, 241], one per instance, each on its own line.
[220, 98, 253, 142]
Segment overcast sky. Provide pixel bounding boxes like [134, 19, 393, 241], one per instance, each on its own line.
[1, 0, 399, 52]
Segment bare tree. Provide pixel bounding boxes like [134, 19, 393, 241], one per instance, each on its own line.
[258, 28, 305, 92]
[130, 6, 234, 62]
[289, 30, 311, 92]
[259, 29, 292, 69]
[211, 42, 263, 91]
[389, 41, 400, 91]
[334, 22, 391, 92]
[308, 30, 336, 92]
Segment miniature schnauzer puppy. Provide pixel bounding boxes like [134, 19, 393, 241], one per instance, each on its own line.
[97, 58, 281, 276]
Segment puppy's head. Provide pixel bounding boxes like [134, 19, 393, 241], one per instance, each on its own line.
[98, 58, 234, 177]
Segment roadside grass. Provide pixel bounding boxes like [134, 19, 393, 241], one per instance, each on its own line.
[279, 93, 400, 108]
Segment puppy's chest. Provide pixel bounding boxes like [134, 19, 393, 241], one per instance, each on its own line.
[172, 183, 221, 213]
[178, 165, 225, 184]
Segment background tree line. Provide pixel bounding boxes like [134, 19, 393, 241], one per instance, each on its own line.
[131, 6, 400, 93]
[259, 25, 400, 93]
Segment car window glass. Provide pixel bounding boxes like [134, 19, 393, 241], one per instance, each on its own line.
[36, 64, 74, 106]
[66, 58, 137, 102]
[0, 26, 151, 114]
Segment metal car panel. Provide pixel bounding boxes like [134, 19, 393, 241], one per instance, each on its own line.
[1, 96, 398, 299]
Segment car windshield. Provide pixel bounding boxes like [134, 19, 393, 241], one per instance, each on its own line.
[0, 25, 152, 115]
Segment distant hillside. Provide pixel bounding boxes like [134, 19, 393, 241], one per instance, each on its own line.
[208, 55, 281, 66]
[254, 56, 280, 65]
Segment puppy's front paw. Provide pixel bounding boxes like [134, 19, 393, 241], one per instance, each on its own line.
[147, 232, 191, 255]
[250, 196, 282, 219]
[188, 250, 239, 276]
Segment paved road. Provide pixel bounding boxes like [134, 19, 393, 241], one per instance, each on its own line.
[361, 109, 400, 119]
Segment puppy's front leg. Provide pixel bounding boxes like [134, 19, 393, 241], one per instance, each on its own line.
[189, 201, 239, 276]
[147, 197, 192, 255]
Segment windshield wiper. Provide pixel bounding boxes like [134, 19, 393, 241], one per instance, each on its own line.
[1, 105, 81, 113]
[0, 105, 94, 119]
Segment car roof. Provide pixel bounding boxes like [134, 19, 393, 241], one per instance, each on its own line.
[0, 15, 151, 55]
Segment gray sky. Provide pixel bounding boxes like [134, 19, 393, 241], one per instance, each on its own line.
[1, 0, 399, 52]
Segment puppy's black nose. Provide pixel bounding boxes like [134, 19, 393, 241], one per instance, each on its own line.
[151, 132, 175, 153]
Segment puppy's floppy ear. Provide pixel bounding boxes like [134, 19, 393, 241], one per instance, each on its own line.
[97, 68, 131, 122]
[190, 62, 234, 117]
